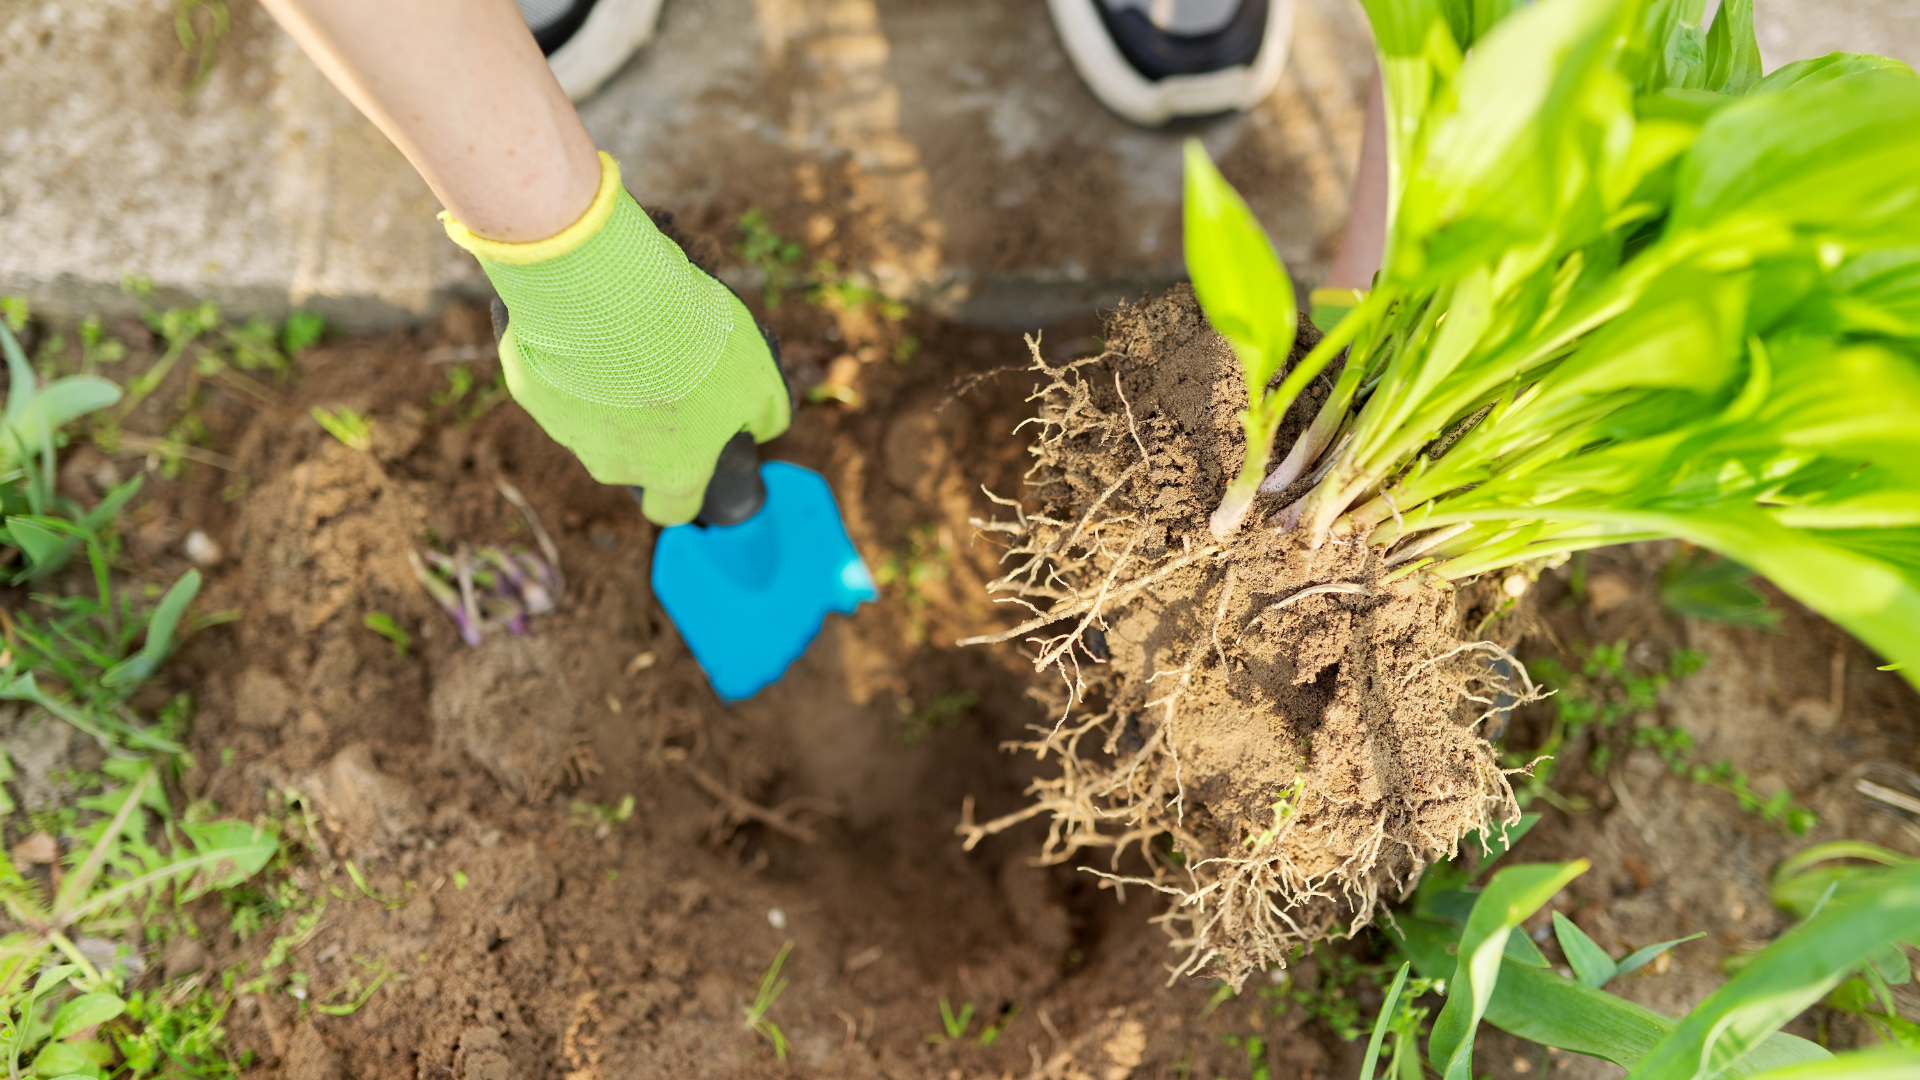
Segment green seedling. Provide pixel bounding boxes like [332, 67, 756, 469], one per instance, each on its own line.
[311, 406, 372, 452]
[1661, 547, 1780, 627]
[344, 861, 412, 910]
[174, 0, 230, 96]
[1, 296, 28, 332]
[976, 1004, 1020, 1047]
[281, 310, 326, 354]
[1180, 0, 1920, 685]
[899, 690, 977, 746]
[452, 871, 469, 890]
[743, 941, 792, 1059]
[1514, 641, 1704, 804]
[873, 523, 952, 644]
[363, 612, 411, 658]
[924, 998, 975, 1044]
[568, 795, 635, 838]
[312, 957, 396, 1017]
[1220, 1033, 1271, 1080]
[1688, 760, 1820, 835]
[736, 208, 804, 308]
[808, 264, 908, 321]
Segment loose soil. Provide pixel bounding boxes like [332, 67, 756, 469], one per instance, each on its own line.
[6, 276, 1918, 1079]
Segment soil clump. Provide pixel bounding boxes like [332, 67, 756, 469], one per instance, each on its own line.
[964, 287, 1524, 987]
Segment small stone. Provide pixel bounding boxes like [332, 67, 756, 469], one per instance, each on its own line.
[1502, 573, 1529, 598]
[767, 907, 788, 930]
[11, 831, 57, 867]
[1586, 572, 1635, 613]
[162, 935, 209, 980]
[184, 529, 223, 568]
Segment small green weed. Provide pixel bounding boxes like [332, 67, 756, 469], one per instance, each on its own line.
[873, 523, 952, 644]
[1660, 548, 1780, 628]
[899, 690, 977, 746]
[1219, 1033, 1270, 1080]
[311, 406, 372, 451]
[925, 998, 975, 1044]
[743, 941, 793, 1059]
[1522, 640, 1816, 833]
[735, 209, 805, 308]
[569, 795, 635, 838]
[363, 612, 411, 657]
[173, 0, 231, 96]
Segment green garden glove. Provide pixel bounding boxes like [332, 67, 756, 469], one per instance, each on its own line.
[442, 152, 790, 525]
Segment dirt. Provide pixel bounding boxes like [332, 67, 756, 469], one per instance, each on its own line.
[8, 272, 1918, 1080]
[960, 288, 1525, 989]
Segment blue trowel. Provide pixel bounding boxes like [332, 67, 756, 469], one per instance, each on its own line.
[648, 432, 877, 701]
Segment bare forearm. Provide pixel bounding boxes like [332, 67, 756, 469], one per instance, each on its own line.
[260, 0, 600, 241]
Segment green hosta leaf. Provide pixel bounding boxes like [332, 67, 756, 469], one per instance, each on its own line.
[49, 992, 125, 1040]
[1701, 0, 1760, 95]
[1553, 911, 1618, 987]
[1751, 53, 1918, 97]
[1429, 860, 1588, 1080]
[1627, 862, 1920, 1080]
[1673, 71, 1920, 238]
[1182, 140, 1297, 393]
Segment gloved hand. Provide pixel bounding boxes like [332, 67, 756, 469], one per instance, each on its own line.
[442, 151, 790, 525]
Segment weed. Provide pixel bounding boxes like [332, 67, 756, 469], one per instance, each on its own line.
[975, 1004, 1020, 1046]
[1520, 640, 1816, 833]
[925, 998, 976, 1045]
[735, 209, 805, 308]
[362, 612, 411, 657]
[173, 0, 230, 96]
[742, 941, 793, 1059]
[808, 263, 908, 321]
[1379, 821, 1920, 1080]
[568, 795, 635, 838]
[898, 690, 977, 746]
[430, 366, 510, 425]
[1660, 547, 1779, 627]
[873, 523, 951, 644]
[311, 405, 372, 451]
[312, 956, 397, 1017]
[892, 335, 921, 365]
[452, 871, 470, 890]
[1219, 1033, 1270, 1080]
[115, 978, 251, 1078]
[344, 861, 412, 910]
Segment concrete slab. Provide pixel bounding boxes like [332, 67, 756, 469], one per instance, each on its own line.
[1, 0, 1914, 331]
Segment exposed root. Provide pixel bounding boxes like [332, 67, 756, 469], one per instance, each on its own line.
[958, 289, 1528, 988]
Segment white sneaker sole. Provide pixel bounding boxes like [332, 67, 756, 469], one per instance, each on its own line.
[549, 0, 666, 101]
[1045, 0, 1295, 127]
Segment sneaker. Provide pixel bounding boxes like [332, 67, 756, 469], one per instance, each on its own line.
[517, 0, 665, 101]
[1046, 0, 1295, 126]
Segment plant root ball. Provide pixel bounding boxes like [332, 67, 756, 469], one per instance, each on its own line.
[966, 287, 1527, 988]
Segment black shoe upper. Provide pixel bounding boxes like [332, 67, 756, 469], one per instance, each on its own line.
[519, 0, 596, 56]
[1095, 0, 1269, 82]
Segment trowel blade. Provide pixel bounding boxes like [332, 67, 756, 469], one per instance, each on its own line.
[651, 462, 876, 701]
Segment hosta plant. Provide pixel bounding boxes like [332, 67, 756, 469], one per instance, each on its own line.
[1188, 0, 1920, 677]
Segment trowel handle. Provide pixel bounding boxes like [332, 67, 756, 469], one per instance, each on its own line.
[695, 432, 766, 527]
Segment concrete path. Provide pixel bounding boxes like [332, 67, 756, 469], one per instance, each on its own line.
[1, 0, 1914, 331]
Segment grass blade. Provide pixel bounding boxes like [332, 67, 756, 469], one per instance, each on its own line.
[1552, 911, 1618, 987]
[1360, 961, 1412, 1080]
[1613, 933, 1705, 980]
[1429, 860, 1588, 1080]
[1738, 1048, 1920, 1080]
[1627, 862, 1920, 1080]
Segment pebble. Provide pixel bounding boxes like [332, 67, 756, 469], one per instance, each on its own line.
[184, 529, 223, 568]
